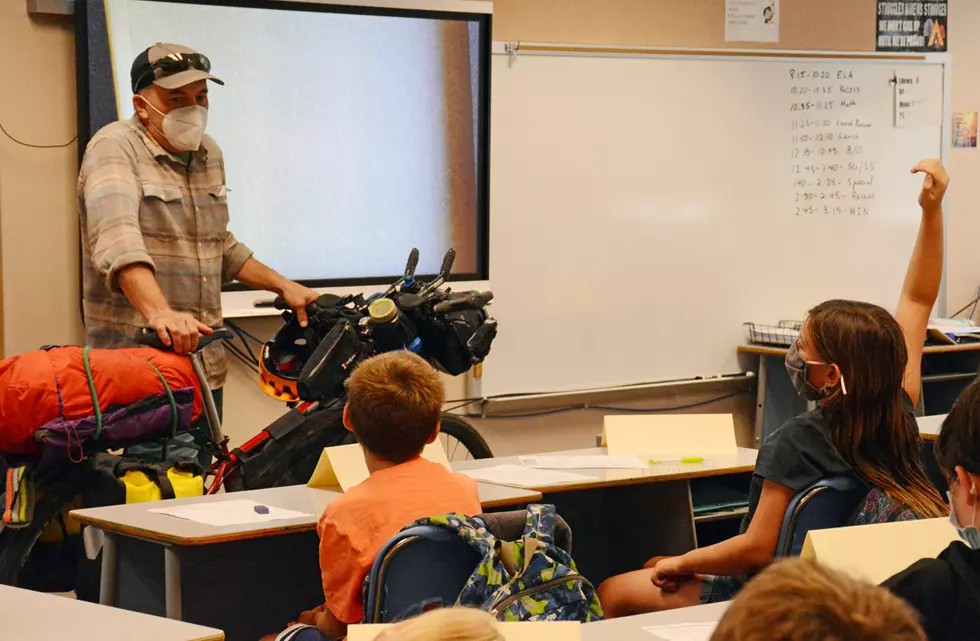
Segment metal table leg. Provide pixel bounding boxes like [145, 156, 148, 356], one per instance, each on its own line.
[99, 533, 117, 606]
[753, 356, 768, 447]
[164, 546, 183, 620]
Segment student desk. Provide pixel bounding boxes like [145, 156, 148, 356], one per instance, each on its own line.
[739, 343, 980, 445]
[453, 448, 758, 585]
[582, 602, 728, 640]
[70, 482, 539, 641]
[917, 413, 948, 493]
[918, 413, 945, 441]
[0, 584, 223, 641]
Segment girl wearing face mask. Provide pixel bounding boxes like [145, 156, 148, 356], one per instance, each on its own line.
[597, 159, 949, 618]
[882, 380, 980, 641]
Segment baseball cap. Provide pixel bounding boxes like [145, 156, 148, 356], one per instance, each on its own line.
[130, 43, 224, 94]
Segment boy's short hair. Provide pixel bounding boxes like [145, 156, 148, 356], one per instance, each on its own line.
[711, 559, 925, 641]
[346, 351, 445, 464]
[936, 379, 980, 476]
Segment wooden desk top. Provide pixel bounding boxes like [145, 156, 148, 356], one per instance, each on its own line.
[0, 585, 223, 641]
[582, 602, 728, 640]
[71, 482, 539, 546]
[478, 482, 543, 509]
[918, 413, 945, 442]
[740, 342, 980, 356]
[452, 448, 758, 494]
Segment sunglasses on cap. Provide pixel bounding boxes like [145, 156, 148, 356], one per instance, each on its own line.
[133, 52, 212, 93]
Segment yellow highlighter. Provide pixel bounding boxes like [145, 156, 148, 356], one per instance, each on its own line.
[648, 457, 704, 465]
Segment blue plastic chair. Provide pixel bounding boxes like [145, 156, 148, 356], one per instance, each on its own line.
[774, 476, 868, 558]
[362, 524, 482, 623]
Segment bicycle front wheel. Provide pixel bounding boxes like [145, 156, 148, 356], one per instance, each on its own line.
[438, 414, 493, 461]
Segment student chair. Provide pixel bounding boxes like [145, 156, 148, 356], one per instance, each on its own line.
[363, 510, 573, 623]
[775, 476, 868, 558]
[363, 524, 481, 624]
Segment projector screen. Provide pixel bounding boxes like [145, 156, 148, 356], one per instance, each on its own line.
[100, 0, 491, 287]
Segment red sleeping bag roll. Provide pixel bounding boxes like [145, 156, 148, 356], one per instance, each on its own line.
[0, 347, 202, 455]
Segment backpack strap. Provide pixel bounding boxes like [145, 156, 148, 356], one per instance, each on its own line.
[147, 465, 177, 500]
[109, 459, 175, 499]
[521, 504, 558, 547]
[500, 536, 547, 578]
[153, 459, 204, 501]
[82, 346, 104, 441]
[498, 504, 557, 580]
[145, 361, 179, 440]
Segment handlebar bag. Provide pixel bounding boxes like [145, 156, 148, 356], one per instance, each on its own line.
[0, 346, 202, 456]
[298, 320, 367, 402]
[421, 308, 498, 376]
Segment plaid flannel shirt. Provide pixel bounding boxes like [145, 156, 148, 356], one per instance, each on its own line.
[78, 115, 252, 389]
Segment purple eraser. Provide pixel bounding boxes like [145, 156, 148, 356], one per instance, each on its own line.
[254, 505, 270, 514]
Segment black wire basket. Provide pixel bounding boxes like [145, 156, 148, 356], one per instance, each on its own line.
[744, 321, 803, 347]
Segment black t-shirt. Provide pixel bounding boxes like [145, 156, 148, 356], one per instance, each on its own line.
[741, 393, 916, 535]
[740, 406, 860, 535]
[882, 541, 980, 641]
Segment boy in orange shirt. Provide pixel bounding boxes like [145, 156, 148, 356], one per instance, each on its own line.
[268, 351, 482, 641]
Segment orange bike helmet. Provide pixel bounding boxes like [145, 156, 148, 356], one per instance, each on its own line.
[258, 319, 313, 403]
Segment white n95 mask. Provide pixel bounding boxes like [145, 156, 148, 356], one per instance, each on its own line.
[142, 99, 208, 152]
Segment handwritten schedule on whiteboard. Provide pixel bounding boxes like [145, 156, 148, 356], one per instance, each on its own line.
[789, 67, 877, 218]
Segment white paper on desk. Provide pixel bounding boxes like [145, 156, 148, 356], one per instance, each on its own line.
[643, 622, 717, 641]
[460, 465, 592, 488]
[519, 455, 647, 469]
[149, 499, 312, 527]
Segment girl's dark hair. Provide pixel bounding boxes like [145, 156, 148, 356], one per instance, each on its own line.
[936, 379, 980, 476]
[808, 299, 946, 518]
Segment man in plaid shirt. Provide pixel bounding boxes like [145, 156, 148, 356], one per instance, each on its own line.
[78, 43, 319, 459]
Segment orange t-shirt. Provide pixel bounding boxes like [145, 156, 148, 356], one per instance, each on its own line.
[317, 457, 482, 624]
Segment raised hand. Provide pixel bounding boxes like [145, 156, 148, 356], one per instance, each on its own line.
[912, 158, 949, 211]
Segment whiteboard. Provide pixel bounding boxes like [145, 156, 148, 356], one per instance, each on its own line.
[482, 50, 947, 398]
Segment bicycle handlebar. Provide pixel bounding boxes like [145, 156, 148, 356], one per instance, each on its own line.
[404, 248, 420, 279]
[432, 291, 494, 314]
[135, 327, 234, 352]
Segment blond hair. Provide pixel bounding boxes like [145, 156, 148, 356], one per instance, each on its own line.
[346, 351, 445, 463]
[375, 608, 503, 641]
[711, 559, 925, 641]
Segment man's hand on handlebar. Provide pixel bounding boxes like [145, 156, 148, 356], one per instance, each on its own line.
[278, 281, 321, 328]
[147, 309, 213, 354]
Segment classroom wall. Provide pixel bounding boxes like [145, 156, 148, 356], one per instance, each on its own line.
[3, 0, 978, 455]
[946, 2, 980, 316]
[489, 0, 874, 51]
[0, 4, 82, 357]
